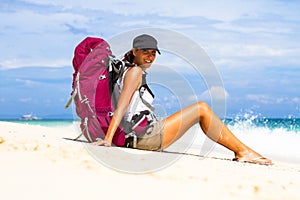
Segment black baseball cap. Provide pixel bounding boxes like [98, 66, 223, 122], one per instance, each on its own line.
[133, 34, 161, 54]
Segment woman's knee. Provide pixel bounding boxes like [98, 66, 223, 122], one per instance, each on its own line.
[196, 102, 211, 115]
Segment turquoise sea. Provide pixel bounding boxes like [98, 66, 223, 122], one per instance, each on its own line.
[1, 119, 75, 127]
[2, 118, 298, 132]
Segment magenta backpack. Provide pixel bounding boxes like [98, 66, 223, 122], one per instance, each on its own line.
[65, 37, 126, 146]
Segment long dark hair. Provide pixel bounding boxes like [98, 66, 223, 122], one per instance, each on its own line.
[119, 50, 136, 79]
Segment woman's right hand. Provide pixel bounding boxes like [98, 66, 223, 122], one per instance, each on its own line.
[92, 139, 111, 147]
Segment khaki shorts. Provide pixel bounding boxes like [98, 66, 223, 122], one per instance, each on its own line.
[126, 120, 164, 151]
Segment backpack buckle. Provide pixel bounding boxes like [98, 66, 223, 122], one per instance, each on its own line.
[99, 75, 106, 80]
[108, 112, 114, 116]
[125, 132, 137, 148]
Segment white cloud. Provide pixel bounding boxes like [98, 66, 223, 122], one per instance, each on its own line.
[200, 86, 229, 100]
[275, 97, 286, 104]
[1, 0, 300, 71]
[0, 10, 89, 34]
[20, 0, 287, 22]
[246, 94, 271, 104]
[0, 8, 87, 69]
[213, 21, 292, 34]
[246, 95, 300, 105]
[18, 98, 32, 103]
[214, 44, 294, 57]
[208, 44, 300, 70]
[0, 58, 71, 70]
[292, 97, 300, 104]
[15, 79, 38, 87]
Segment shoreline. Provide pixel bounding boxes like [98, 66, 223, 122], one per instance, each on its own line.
[0, 121, 299, 199]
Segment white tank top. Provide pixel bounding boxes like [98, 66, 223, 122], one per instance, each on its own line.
[118, 68, 154, 121]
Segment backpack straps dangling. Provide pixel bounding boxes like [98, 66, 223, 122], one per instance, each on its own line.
[65, 88, 77, 109]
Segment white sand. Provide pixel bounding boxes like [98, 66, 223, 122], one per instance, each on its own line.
[0, 121, 299, 200]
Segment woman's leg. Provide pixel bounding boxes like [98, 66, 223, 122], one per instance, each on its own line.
[161, 102, 272, 165]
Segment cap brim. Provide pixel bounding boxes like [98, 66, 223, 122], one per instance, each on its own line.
[140, 48, 161, 55]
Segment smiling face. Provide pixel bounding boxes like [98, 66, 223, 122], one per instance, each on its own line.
[132, 49, 157, 69]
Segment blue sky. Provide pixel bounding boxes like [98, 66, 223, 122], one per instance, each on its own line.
[0, 0, 299, 119]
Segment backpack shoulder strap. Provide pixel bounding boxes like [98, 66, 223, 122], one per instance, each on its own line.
[140, 73, 155, 112]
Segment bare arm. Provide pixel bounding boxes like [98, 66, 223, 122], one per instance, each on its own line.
[93, 66, 143, 146]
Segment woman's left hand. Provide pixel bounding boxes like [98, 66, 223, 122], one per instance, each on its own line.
[92, 139, 111, 147]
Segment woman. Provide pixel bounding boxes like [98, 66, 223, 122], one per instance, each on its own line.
[93, 34, 272, 165]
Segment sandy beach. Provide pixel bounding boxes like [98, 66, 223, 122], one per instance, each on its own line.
[0, 121, 299, 200]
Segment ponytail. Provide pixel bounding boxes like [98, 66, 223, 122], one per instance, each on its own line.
[122, 50, 134, 63]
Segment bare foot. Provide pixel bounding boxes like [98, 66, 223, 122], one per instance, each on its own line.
[233, 151, 272, 165]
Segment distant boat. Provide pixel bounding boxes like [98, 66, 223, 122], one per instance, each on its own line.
[20, 113, 41, 121]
